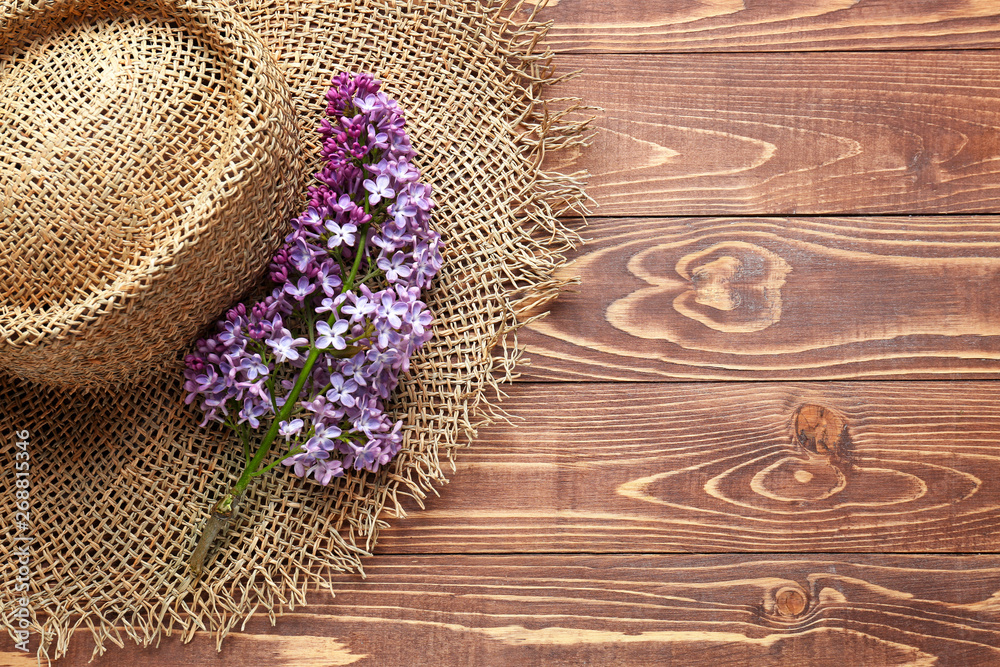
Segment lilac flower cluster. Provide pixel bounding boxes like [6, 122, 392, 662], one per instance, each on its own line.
[184, 73, 443, 485]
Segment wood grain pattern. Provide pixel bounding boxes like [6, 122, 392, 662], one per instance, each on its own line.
[530, 0, 1000, 54]
[16, 555, 1000, 666]
[515, 216, 1000, 381]
[8, 3, 1000, 665]
[377, 382, 1000, 553]
[547, 53, 1000, 215]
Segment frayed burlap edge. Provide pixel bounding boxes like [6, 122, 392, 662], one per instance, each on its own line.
[1, 0, 593, 662]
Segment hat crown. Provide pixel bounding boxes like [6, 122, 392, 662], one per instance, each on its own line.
[0, 0, 301, 386]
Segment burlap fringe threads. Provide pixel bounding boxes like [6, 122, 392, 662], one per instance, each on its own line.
[0, 0, 592, 662]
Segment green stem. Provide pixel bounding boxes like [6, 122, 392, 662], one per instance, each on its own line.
[233, 346, 322, 499]
[253, 447, 305, 477]
[189, 207, 374, 579]
[188, 346, 324, 578]
[344, 222, 370, 291]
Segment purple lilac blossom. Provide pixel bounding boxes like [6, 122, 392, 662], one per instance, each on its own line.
[184, 72, 443, 484]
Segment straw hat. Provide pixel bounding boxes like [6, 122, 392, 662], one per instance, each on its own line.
[0, 0, 589, 660]
[0, 0, 302, 386]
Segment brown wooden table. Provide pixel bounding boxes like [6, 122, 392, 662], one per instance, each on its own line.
[15, 1, 1000, 664]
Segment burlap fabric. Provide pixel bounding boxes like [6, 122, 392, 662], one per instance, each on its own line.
[0, 0, 302, 387]
[0, 0, 589, 661]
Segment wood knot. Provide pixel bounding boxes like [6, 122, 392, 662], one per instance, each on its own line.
[673, 241, 791, 334]
[792, 404, 849, 462]
[773, 585, 809, 618]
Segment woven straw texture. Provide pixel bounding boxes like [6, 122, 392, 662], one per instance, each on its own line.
[0, 0, 589, 661]
[0, 0, 302, 387]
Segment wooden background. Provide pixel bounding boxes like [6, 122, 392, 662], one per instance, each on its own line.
[8, 0, 1000, 664]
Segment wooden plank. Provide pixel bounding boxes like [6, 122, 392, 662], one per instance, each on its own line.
[377, 382, 1000, 553]
[17, 555, 1000, 666]
[531, 0, 1000, 54]
[547, 53, 1000, 215]
[515, 216, 1000, 381]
